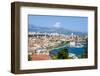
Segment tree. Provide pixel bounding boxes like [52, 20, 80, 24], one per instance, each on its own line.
[57, 48, 69, 59]
[28, 54, 32, 61]
[81, 38, 88, 58]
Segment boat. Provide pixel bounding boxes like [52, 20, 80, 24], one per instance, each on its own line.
[70, 42, 84, 48]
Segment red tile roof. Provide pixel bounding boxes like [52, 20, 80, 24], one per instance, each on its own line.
[32, 54, 50, 60]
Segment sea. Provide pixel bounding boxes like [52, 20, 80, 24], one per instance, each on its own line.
[50, 44, 86, 56]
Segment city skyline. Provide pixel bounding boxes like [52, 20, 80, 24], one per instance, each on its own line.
[28, 15, 88, 33]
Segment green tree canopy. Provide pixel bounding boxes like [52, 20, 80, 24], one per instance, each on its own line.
[57, 48, 69, 59]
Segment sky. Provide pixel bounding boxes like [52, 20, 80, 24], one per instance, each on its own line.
[28, 15, 88, 33]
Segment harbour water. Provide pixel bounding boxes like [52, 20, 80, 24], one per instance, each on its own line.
[50, 44, 86, 56]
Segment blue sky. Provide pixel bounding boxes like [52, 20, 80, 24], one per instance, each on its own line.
[28, 15, 88, 33]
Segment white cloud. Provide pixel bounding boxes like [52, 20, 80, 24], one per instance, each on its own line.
[53, 22, 61, 28]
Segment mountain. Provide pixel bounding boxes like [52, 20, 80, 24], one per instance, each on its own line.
[28, 25, 87, 36]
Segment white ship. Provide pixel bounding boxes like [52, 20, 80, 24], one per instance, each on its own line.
[70, 41, 84, 48]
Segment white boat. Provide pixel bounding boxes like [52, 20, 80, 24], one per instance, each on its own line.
[70, 42, 84, 48]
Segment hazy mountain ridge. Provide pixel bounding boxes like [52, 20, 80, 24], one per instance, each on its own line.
[29, 25, 87, 36]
